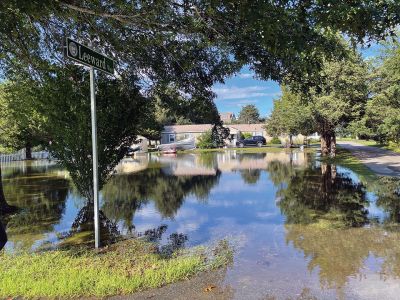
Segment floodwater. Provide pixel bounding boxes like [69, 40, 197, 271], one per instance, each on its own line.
[1, 150, 400, 299]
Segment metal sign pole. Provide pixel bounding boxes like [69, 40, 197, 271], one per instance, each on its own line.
[65, 38, 114, 249]
[90, 66, 100, 249]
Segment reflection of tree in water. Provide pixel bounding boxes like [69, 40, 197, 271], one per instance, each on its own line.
[61, 202, 120, 246]
[240, 169, 261, 185]
[237, 152, 266, 161]
[374, 177, 400, 223]
[3, 168, 70, 249]
[137, 224, 188, 257]
[102, 168, 221, 228]
[286, 224, 400, 294]
[266, 160, 296, 186]
[276, 163, 368, 227]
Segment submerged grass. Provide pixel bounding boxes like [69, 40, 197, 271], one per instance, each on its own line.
[0, 239, 233, 298]
[325, 148, 377, 183]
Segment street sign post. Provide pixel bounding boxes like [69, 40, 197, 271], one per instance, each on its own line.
[65, 38, 114, 74]
[65, 38, 115, 248]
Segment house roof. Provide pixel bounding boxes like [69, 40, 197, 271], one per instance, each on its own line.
[228, 124, 265, 132]
[163, 124, 213, 133]
[162, 123, 265, 134]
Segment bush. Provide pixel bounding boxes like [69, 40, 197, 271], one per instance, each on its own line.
[293, 137, 304, 145]
[197, 130, 216, 149]
[269, 137, 281, 144]
[308, 138, 320, 144]
[240, 132, 253, 139]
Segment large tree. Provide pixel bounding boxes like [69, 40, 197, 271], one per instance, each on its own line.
[359, 38, 400, 144]
[266, 86, 315, 146]
[1, 1, 399, 205]
[0, 83, 47, 159]
[266, 48, 369, 156]
[1, 1, 399, 90]
[238, 104, 260, 124]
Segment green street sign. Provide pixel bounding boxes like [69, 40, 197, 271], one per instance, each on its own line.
[64, 38, 115, 75]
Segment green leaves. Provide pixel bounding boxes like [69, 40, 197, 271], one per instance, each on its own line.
[238, 105, 260, 124]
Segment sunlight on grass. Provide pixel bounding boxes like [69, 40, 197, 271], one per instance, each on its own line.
[0, 239, 233, 298]
[329, 148, 378, 186]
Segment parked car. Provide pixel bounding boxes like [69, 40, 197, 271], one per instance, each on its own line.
[236, 136, 266, 147]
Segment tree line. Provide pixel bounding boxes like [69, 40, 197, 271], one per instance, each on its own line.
[266, 38, 400, 156]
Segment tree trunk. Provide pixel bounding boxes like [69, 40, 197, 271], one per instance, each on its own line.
[330, 132, 337, 157]
[0, 163, 17, 214]
[25, 141, 32, 160]
[320, 132, 331, 156]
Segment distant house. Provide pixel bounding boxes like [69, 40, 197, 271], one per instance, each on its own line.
[160, 123, 269, 146]
[159, 123, 311, 147]
[161, 124, 213, 144]
[220, 112, 235, 124]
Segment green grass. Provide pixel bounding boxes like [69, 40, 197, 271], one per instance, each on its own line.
[326, 148, 378, 184]
[0, 239, 233, 298]
[379, 141, 400, 153]
[338, 138, 400, 153]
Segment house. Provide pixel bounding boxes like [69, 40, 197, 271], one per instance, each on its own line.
[160, 123, 268, 146]
[219, 112, 236, 124]
[161, 124, 213, 144]
[227, 124, 267, 145]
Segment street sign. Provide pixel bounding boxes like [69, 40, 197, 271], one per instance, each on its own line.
[64, 37, 116, 248]
[65, 38, 115, 75]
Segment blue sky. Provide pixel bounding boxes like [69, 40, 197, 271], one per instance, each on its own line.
[213, 43, 384, 118]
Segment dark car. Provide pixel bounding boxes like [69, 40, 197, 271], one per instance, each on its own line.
[236, 135, 266, 147]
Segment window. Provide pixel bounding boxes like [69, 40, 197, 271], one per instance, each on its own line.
[169, 134, 175, 143]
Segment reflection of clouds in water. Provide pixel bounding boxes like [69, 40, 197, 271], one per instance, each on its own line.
[257, 211, 279, 219]
[176, 219, 205, 234]
[134, 222, 164, 233]
[207, 198, 267, 207]
[175, 208, 208, 234]
[135, 205, 159, 219]
[347, 273, 400, 300]
[212, 178, 269, 193]
[174, 207, 198, 219]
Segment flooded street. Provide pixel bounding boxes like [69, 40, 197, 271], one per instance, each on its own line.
[1, 150, 400, 299]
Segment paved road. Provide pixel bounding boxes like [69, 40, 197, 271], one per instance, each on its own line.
[337, 141, 400, 177]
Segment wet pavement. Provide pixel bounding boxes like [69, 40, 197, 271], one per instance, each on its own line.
[337, 141, 400, 177]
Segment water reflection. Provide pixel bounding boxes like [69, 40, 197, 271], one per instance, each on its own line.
[2, 150, 400, 299]
[286, 225, 400, 293]
[277, 163, 369, 227]
[2, 163, 69, 250]
[102, 167, 221, 223]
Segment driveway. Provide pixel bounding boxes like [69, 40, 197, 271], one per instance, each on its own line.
[337, 141, 400, 177]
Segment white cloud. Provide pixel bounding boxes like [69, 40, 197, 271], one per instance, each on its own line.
[213, 86, 277, 100]
[237, 73, 254, 79]
[225, 99, 259, 107]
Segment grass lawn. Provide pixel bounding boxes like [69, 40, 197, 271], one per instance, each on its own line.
[325, 148, 378, 184]
[338, 138, 400, 153]
[0, 239, 233, 298]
